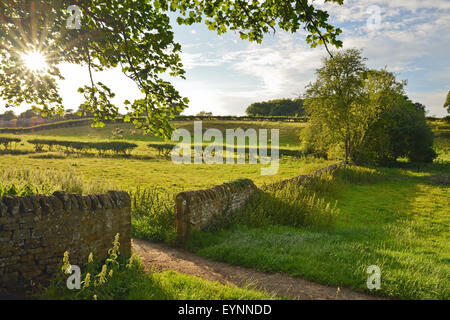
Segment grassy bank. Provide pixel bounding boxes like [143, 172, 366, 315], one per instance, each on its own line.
[39, 236, 275, 300]
[2, 119, 449, 300]
[186, 165, 450, 300]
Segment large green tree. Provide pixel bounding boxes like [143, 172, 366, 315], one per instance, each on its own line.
[304, 49, 406, 163]
[444, 90, 450, 114]
[0, 0, 343, 138]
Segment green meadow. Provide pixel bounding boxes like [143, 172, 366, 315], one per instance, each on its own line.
[1, 119, 449, 299]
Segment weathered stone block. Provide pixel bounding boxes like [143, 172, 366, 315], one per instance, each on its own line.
[0, 199, 7, 217]
[0, 190, 131, 295]
[3, 196, 20, 215]
[19, 197, 34, 214]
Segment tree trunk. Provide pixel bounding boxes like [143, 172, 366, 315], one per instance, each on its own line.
[345, 134, 350, 164]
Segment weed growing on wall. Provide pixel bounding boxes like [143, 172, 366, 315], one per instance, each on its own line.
[41, 234, 140, 300]
[40, 234, 273, 300]
[27, 139, 138, 156]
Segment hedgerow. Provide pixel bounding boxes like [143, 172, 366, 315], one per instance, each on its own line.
[147, 143, 175, 157]
[28, 139, 137, 155]
[0, 137, 21, 150]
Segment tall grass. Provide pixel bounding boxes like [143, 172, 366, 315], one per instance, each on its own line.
[332, 166, 386, 184]
[0, 167, 112, 196]
[40, 234, 273, 300]
[130, 186, 176, 243]
[237, 181, 339, 229]
[226, 166, 384, 230]
[186, 164, 450, 299]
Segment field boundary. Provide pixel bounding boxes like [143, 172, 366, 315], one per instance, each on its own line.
[0, 191, 131, 295]
[175, 161, 346, 243]
[0, 116, 310, 134]
[1, 116, 444, 134]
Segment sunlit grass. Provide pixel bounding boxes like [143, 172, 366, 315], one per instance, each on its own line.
[187, 166, 450, 299]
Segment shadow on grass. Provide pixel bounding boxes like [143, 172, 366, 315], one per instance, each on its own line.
[27, 151, 156, 161]
[183, 165, 450, 299]
[379, 160, 450, 174]
[0, 150, 32, 156]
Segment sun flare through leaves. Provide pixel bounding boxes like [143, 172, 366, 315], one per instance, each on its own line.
[21, 50, 48, 73]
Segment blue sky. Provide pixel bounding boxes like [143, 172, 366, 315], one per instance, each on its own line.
[2, 0, 450, 117]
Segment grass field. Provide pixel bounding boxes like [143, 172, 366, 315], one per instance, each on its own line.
[186, 164, 450, 299]
[0, 121, 328, 191]
[1, 119, 449, 300]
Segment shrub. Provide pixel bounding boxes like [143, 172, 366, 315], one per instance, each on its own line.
[213, 166, 383, 231]
[359, 98, 437, 165]
[147, 143, 175, 157]
[39, 234, 272, 300]
[27, 139, 137, 155]
[130, 186, 176, 243]
[0, 137, 21, 150]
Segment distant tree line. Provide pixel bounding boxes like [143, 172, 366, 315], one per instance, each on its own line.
[196, 111, 213, 116]
[0, 107, 103, 122]
[245, 98, 305, 117]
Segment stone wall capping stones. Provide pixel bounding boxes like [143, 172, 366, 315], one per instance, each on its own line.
[175, 162, 345, 244]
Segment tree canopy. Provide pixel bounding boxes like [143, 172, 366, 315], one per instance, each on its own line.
[19, 108, 41, 119]
[444, 90, 450, 114]
[303, 49, 411, 163]
[196, 111, 213, 116]
[0, 110, 17, 121]
[359, 96, 436, 164]
[246, 98, 305, 117]
[0, 0, 344, 138]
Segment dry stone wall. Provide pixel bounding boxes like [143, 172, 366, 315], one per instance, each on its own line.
[175, 179, 258, 243]
[0, 191, 131, 296]
[175, 162, 346, 243]
[262, 161, 347, 189]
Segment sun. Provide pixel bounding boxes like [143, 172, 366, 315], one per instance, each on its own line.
[21, 50, 48, 72]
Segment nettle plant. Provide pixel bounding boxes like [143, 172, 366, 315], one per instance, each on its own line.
[0, 0, 343, 138]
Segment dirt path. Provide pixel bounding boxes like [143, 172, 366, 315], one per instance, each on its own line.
[132, 238, 382, 300]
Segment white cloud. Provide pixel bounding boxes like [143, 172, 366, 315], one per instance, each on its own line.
[408, 90, 449, 117]
[2, 0, 449, 118]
